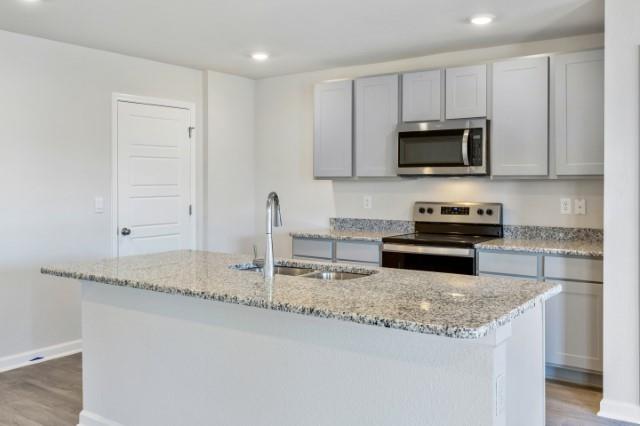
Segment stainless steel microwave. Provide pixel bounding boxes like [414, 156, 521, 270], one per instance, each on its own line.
[396, 119, 488, 176]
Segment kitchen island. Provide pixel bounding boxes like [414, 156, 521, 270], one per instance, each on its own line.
[42, 250, 559, 426]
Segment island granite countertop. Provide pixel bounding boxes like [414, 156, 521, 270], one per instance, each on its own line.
[42, 250, 559, 339]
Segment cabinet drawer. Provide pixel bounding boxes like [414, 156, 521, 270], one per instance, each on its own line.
[292, 238, 333, 260]
[478, 251, 538, 277]
[544, 256, 603, 282]
[335, 241, 380, 264]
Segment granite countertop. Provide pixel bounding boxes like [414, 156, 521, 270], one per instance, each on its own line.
[290, 229, 402, 242]
[42, 250, 559, 339]
[476, 239, 603, 257]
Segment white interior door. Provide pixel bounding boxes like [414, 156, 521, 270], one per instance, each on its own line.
[116, 100, 192, 256]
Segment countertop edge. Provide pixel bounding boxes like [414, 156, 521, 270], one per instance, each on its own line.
[474, 241, 603, 258]
[41, 266, 561, 340]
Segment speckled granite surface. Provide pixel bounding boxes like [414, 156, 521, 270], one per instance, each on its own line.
[290, 229, 401, 242]
[42, 250, 559, 339]
[503, 225, 603, 242]
[478, 225, 603, 257]
[330, 218, 414, 233]
[475, 239, 603, 257]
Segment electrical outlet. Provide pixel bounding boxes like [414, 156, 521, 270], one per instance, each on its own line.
[560, 198, 572, 215]
[363, 195, 373, 209]
[574, 199, 586, 215]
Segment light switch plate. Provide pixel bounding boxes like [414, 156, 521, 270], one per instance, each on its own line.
[560, 198, 572, 215]
[94, 197, 105, 214]
[363, 195, 372, 209]
[575, 199, 586, 215]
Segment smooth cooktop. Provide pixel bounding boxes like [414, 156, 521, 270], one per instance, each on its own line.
[382, 233, 497, 248]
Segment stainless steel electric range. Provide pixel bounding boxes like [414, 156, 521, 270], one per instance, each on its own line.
[382, 202, 503, 275]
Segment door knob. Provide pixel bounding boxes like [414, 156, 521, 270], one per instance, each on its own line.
[121, 227, 131, 236]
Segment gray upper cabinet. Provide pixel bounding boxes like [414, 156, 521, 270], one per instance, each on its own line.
[553, 49, 604, 176]
[491, 56, 549, 176]
[402, 70, 442, 122]
[313, 80, 353, 178]
[355, 74, 399, 177]
[445, 64, 487, 119]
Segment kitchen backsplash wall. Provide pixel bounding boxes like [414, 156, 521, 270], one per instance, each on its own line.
[333, 178, 603, 228]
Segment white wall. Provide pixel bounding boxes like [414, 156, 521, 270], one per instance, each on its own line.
[0, 30, 203, 364]
[599, 1, 640, 423]
[205, 71, 256, 254]
[254, 33, 605, 258]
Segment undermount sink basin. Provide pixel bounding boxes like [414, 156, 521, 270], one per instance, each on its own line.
[231, 264, 374, 280]
[234, 265, 315, 276]
[301, 271, 370, 281]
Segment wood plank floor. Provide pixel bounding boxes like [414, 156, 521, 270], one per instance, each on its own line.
[0, 354, 82, 426]
[0, 354, 635, 425]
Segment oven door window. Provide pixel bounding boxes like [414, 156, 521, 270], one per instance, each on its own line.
[398, 129, 466, 167]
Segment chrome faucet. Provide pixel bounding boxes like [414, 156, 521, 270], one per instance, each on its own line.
[264, 192, 282, 281]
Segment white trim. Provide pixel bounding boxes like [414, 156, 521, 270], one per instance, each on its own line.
[599, 399, 640, 424]
[0, 340, 82, 373]
[79, 410, 123, 426]
[111, 93, 197, 257]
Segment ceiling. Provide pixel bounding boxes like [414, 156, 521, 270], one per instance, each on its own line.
[0, 0, 603, 79]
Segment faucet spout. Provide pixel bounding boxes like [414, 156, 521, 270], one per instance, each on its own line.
[264, 192, 282, 281]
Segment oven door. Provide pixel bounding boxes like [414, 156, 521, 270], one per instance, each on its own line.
[396, 119, 487, 175]
[381, 244, 476, 275]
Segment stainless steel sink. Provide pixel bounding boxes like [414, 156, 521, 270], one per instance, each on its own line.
[231, 264, 373, 280]
[301, 271, 370, 280]
[234, 265, 314, 276]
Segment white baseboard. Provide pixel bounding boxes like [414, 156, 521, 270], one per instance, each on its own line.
[79, 410, 123, 426]
[0, 339, 82, 373]
[599, 398, 640, 424]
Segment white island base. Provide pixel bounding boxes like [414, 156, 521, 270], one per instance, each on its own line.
[78, 281, 545, 426]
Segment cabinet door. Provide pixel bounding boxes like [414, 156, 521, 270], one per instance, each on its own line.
[402, 70, 442, 122]
[553, 50, 604, 175]
[355, 74, 399, 177]
[313, 80, 353, 178]
[491, 57, 549, 176]
[445, 65, 487, 119]
[545, 280, 603, 372]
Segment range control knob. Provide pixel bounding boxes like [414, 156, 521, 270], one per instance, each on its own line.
[477, 209, 484, 215]
[427, 207, 434, 214]
[486, 209, 494, 216]
[418, 207, 426, 214]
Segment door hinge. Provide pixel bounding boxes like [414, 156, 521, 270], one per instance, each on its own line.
[188, 126, 195, 139]
[189, 204, 193, 216]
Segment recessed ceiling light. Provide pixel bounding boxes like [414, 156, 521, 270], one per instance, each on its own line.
[470, 14, 495, 25]
[21, 0, 42, 3]
[251, 52, 269, 62]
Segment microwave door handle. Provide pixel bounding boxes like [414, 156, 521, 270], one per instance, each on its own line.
[461, 129, 470, 166]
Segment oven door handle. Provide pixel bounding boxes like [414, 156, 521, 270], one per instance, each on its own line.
[383, 244, 475, 258]
[461, 129, 470, 166]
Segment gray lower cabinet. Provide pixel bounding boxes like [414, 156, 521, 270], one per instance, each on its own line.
[313, 80, 353, 178]
[355, 74, 399, 177]
[491, 56, 549, 176]
[292, 237, 381, 265]
[478, 250, 603, 380]
[553, 49, 604, 176]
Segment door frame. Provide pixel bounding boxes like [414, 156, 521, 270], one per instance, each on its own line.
[111, 93, 197, 257]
